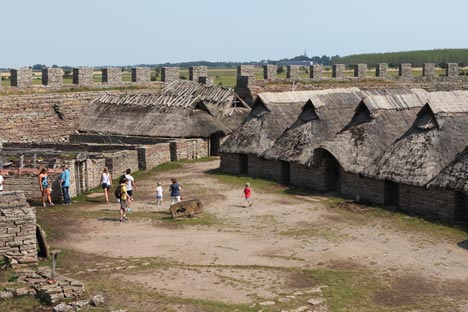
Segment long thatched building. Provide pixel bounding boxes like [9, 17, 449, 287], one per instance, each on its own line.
[77, 81, 250, 155]
[260, 90, 365, 186]
[219, 88, 359, 179]
[365, 90, 468, 220]
[312, 90, 428, 200]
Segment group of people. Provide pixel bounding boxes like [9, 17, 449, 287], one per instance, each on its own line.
[38, 165, 71, 207]
[101, 168, 137, 222]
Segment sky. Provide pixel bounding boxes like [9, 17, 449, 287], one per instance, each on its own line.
[1, 0, 467, 68]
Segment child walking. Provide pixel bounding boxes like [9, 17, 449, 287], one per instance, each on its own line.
[156, 182, 163, 205]
[243, 183, 252, 207]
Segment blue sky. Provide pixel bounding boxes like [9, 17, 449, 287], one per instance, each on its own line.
[1, 0, 467, 67]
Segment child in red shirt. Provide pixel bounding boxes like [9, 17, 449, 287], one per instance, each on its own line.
[243, 183, 252, 207]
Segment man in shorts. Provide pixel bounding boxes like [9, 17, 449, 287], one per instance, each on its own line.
[119, 177, 132, 222]
[125, 169, 137, 209]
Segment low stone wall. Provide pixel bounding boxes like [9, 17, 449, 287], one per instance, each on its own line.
[248, 156, 282, 182]
[219, 152, 242, 174]
[340, 170, 385, 204]
[170, 139, 209, 161]
[103, 150, 139, 177]
[398, 183, 456, 221]
[290, 162, 331, 191]
[136, 143, 171, 170]
[0, 192, 37, 266]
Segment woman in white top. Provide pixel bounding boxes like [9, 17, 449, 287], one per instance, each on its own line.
[101, 167, 112, 204]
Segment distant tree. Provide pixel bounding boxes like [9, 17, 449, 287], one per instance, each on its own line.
[32, 64, 46, 70]
[52, 64, 59, 68]
[277, 66, 285, 74]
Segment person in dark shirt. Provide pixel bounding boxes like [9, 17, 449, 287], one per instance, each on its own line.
[169, 177, 181, 205]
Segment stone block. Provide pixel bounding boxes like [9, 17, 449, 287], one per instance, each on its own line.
[72, 67, 93, 85]
[11, 68, 32, 87]
[354, 64, 367, 79]
[131, 67, 151, 83]
[423, 63, 435, 78]
[446, 63, 459, 77]
[237, 65, 255, 77]
[287, 65, 300, 80]
[42, 68, 63, 87]
[310, 64, 322, 79]
[263, 64, 277, 80]
[161, 67, 180, 82]
[170, 199, 203, 219]
[332, 64, 345, 79]
[189, 66, 208, 81]
[376, 63, 388, 78]
[399, 63, 412, 78]
[102, 67, 122, 85]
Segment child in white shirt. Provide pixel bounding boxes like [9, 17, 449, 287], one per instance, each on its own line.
[156, 182, 163, 205]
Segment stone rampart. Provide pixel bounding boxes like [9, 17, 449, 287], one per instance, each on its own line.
[0, 191, 37, 267]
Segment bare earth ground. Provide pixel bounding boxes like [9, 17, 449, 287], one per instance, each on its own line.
[7, 159, 468, 311]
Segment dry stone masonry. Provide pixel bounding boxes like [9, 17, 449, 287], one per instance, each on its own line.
[354, 64, 367, 79]
[102, 67, 122, 85]
[0, 191, 37, 267]
[447, 63, 459, 77]
[399, 63, 412, 78]
[11, 68, 32, 87]
[287, 65, 300, 80]
[189, 66, 208, 81]
[332, 64, 345, 79]
[161, 67, 180, 82]
[131, 67, 151, 83]
[263, 64, 277, 80]
[376, 63, 388, 78]
[311, 64, 323, 79]
[423, 63, 435, 78]
[72, 67, 93, 86]
[42, 68, 64, 87]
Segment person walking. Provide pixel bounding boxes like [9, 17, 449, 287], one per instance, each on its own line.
[0, 173, 4, 192]
[101, 167, 112, 204]
[156, 182, 163, 205]
[59, 164, 71, 205]
[38, 168, 54, 207]
[243, 182, 252, 207]
[169, 178, 181, 205]
[125, 169, 137, 208]
[119, 177, 132, 222]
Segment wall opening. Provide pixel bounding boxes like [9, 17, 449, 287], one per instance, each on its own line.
[455, 192, 468, 221]
[280, 161, 290, 185]
[239, 154, 248, 175]
[384, 180, 399, 206]
[323, 150, 341, 191]
[210, 132, 222, 156]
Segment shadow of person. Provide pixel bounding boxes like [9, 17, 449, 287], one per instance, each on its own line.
[457, 240, 468, 250]
[97, 217, 121, 222]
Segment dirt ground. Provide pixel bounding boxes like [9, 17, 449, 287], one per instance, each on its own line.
[27, 159, 468, 311]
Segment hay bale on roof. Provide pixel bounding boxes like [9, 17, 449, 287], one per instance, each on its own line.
[366, 90, 468, 187]
[220, 88, 360, 157]
[78, 81, 250, 138]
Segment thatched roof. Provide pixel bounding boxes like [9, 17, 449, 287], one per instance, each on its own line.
[219, 88, 360, 156]
[366, 90, 468, 187]
[78, 81, 250, 138]
[428, 147, 468, 194]
[261, 90, 366, 164]
[315, 89, 428, 174]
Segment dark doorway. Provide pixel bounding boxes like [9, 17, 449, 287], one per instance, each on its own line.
[210, 132, 222, 156]
[323, 151, 341, 191]
[384, 180, 399, 206]
[280, 161, 290, 185]
[239, 154, 248, 175]
[455, 192, 468, 221]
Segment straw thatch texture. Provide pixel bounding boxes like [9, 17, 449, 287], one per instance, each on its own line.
[261, 91, 366, 164]
[220, 88, 360, 156]
[78, 81, 250, 138]
[428, 147, 468, 194]
[367, 90, 468, 187]
[317, 90, 428, 174]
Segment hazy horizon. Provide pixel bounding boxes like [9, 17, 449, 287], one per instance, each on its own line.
[2, 0, 467, 68]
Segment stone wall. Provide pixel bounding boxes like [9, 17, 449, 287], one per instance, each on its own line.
[72, 67, 93, 86]
[170, 139, 209, 161]
[2, 169, 63, 202]
[376, 63, 388, 78]
[42, 68, 63, 87]
[398, 183, 457, 221]
[219, 152, 243, 174]
[340, 170, 385, 204]
[310, 65, 323, 79]
[136, 143, 171, 170]
[189, 66, 208, 81]
[290, 162, 332, 191]
[0, 192, 37, 266]
[423, 63, 435, 78]
[161, 67, 180, 82]
[332, 64, 345, 79]
[263, 65, 277, 80]
[447, 63, 459, 77]
[131, 67, 151, 83]
[287, 66, 300, 80]
[102, 67, 122, 85]
[11, 68, 32, 88]
[354, 64, 367, 79]
[248, 156, 283, 182]
[399, 63, 412, 79]
[103, 150, 139, 177]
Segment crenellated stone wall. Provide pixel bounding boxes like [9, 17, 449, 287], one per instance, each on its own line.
[161, 67, 180, 82]
[0, 191, 37, 267]
[72, 67, 93, 86]
[132, 67, 151, 83]
[11, 68, 32, 88]
[263, 65, 277, 80]
[102, 67, 122, 85]
[189, 66, 208, 81]
[42, 68, 63, 87]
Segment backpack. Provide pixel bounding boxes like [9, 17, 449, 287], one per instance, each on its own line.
[114, 185, 123, 199]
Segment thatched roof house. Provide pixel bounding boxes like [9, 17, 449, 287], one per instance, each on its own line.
[367, 90, 468, 187]
[428, 147, 468, 194]
[316, 89, 428, 175]
[220, 88, 360, 157]
[261, 90, 368, 164]
[78, 81, 250, 139]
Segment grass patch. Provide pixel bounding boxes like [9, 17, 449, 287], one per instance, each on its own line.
[210, 171, 286, 193]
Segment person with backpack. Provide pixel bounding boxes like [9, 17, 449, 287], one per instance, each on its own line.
[116, 177, 132, 222]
